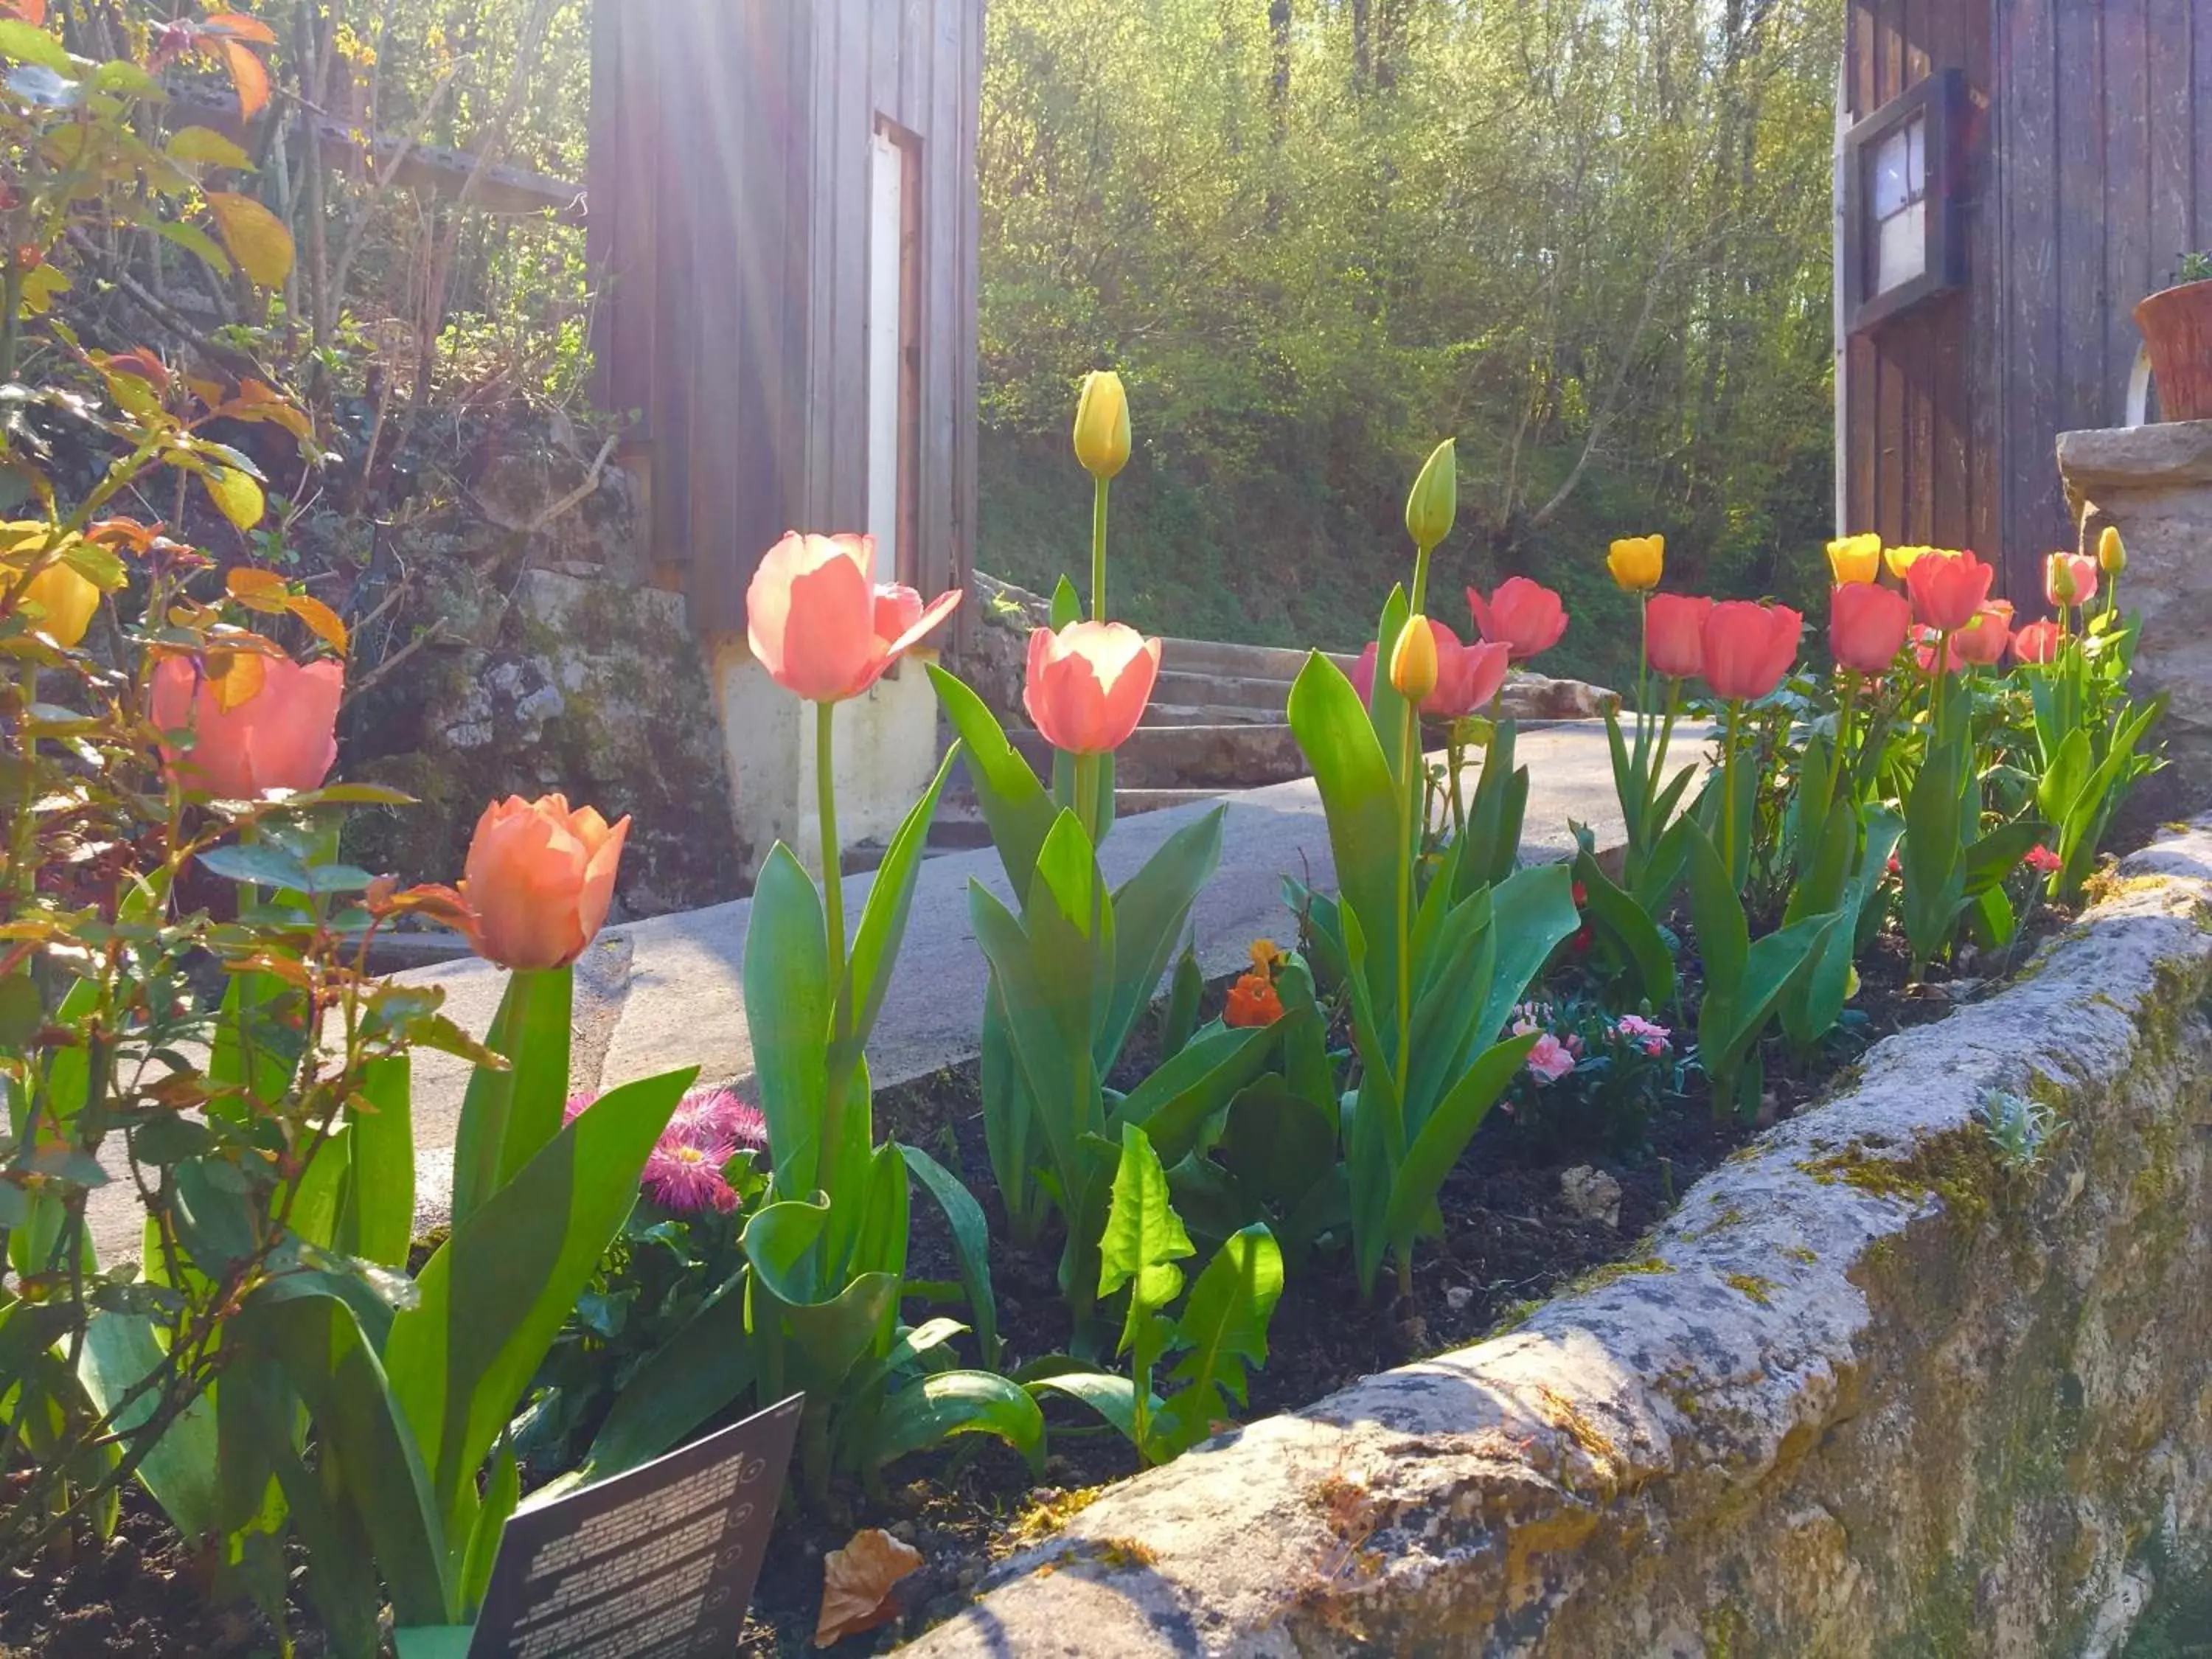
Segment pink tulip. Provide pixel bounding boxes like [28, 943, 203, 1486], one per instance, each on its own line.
[1914, 627, 1970, 675]
[151, 651, 341, 798]
[745, 532, 960, 703]
[2011, 619, 2062, 664]
[1828, 582, 1912, 675]
[1024, 620, 1161, 754]
[1349, 640, 1378, 706]
[461, 793, 630, 971]
[1904, 549, 1994, 633]
[1700, 601, 1803, 701]
[1646, 594, 1713, 681]
[2044, 552, 2099, 610]
[1952, 601, 2013, 667]
[1423, 621, 1512, 717]
[1466, 577, 1568, 661]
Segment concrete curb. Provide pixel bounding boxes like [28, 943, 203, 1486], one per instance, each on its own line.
[900, 821, 2212, 1657]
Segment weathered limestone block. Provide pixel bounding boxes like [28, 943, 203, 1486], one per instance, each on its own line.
[904, 823, 2212, 1657]
[2058, 419, 2212, 795]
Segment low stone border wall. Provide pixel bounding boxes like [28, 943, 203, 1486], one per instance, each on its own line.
[905, 821, 2212, 1657]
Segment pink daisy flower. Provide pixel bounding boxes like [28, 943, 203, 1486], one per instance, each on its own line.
[667, 1086, 768, 1155]
[642, 1138, 740, 1216]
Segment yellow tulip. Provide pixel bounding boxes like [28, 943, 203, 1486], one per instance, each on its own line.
[2098, 525, 2126, 574]
[1071, 370, 1130, 481]
[1883, 543, 1937, 580]
[1404, 439, 1458, 553]
[17, 559, 100, 647]
[1606, 534, 1664, 592]
[1389, 614, 1439, 702]
[1826, 532, 1882, 585]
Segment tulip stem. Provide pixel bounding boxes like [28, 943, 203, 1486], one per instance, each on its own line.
[1409, 543, 1433, 619]
[1719, 700, 1742, 888]
[1091, 477, 1109, 623]
[816, 700, 845, 1002]
[1394, 696, 1419, 1105]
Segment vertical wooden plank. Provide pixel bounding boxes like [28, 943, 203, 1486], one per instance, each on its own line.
[2000, 0, 2063, 597]
[1850, 0, 1878, 118]
[953, 0, 982, 655]
[919, 1, 959, 602]
[1961, 0, 2000, 559]
[1879, 0, 1905, 105]
[830, 0, 872, 532]
[1905, 314, 1937, 544]
[2146, 0, 2195, 291]
[1903, 0, 1931, 86]
[1876, 342, 1907, 543]
[781, 0, 816, 535]
[2050, 0, 2104, 567]
[2102, 0, 2152, 419]
[806, 2, 838, 528]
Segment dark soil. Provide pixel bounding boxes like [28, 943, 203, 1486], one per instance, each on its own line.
[0, 1480, 321, 1659]
[15, 798, 2199, 1659]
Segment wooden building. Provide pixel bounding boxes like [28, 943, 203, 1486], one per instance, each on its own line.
[1836, 0, 2212, 600]
[587, 0, 983, 639]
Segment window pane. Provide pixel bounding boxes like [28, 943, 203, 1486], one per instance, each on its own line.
[1876, 199, 1926, 292]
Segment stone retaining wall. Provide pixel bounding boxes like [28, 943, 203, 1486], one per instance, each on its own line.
[905, 821, 2212, 1658]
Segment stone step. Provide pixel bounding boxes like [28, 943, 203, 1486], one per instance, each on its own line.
[1139, 700, 1287, 727]
[1151, 669, 1298, 714]
[1009, 723, 1307, 791]
[1159, 636, 1357, 682]
[1114, 787, 1227, 815]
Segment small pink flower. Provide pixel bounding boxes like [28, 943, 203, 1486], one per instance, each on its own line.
[1524, 1033, 1576, 1083]
[667, 1086, 768, 1155]
[642, 1138, 740, 1216]
[2024, 843, 2062, 874]
[1615, 1014, 1671, 1051]
[563, 1091, 596, 1124]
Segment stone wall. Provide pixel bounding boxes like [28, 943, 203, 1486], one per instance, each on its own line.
[905, 821, 2212, 1658]
[2059, 419, 2212, 799]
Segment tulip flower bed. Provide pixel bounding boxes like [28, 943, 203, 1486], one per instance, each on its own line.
[1, 223, 2174, 1659]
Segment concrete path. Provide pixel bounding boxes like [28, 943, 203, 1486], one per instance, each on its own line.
[83, 723, 1632, 1258]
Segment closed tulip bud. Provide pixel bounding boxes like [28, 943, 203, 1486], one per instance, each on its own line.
[1405, 439, 1458, 553]
[1606, 534, 1663, 592]
[1826, 533, 1882, 585]
[2044, 550, 2098, 610]
[1072, 371, 1131, 481]
[2098, 525, 2126, 574]
[1390, 614, 1439, 703]
[18, 559, 100, 646]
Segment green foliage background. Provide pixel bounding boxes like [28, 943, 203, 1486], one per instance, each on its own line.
[973, 0, 1842, 689]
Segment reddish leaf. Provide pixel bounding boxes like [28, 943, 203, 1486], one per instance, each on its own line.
[218, 37, 268, 120]
[4, 1, 48, 25]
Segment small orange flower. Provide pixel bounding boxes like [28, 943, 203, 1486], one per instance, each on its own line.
[1224, 970, 1284, 1028]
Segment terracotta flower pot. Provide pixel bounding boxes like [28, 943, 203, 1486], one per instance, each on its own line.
[2135, 278, 2212, 422]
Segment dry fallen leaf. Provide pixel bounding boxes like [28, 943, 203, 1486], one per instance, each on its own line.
[815, 1527, 923, 1648]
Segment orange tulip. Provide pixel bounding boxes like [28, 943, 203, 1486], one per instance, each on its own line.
[1904, 549, 1994, 632]
[1700, 600, 1803, 701]
[1466, 577, 1568, 661]
[1645, 593, 1712, 680]
[1023, 620, 1161, 755]
[2011, 619, 2062, 664]
[1425, 622, 1512, 717]
[745, 532, 961, 703]
[150, 651, 341, 797]
[460, 794, 630, 970]
[2044, 551, 2098, 610]
[1828, 581, 1912, 675]
[1952, 600, 2013, 667]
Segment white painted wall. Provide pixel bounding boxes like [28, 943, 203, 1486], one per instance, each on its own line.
[708, 635, 945, 879]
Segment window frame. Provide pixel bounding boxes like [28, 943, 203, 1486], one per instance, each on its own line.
[1842, 68, 1964, 335]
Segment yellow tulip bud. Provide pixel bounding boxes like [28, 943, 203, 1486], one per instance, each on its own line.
[1606, 534, 1664, 592]
[18, 558, 100, 647]
[2098, 524, 2126, 574]
[1883, 543, 1934, 580]
[1389, 614, 1439, 702]
[1826, 532, 1882, 585]
[1072, 370, 1130, 481]
[1404, 439, 1458, 553]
